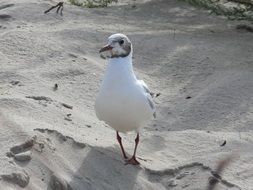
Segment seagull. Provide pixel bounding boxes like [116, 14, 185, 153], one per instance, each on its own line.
[95, 33, 156, 165]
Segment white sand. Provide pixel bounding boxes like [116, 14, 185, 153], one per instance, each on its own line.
[0, 0, 252, 189]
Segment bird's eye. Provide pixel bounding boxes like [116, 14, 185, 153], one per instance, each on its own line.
[119, 40, 124, 45]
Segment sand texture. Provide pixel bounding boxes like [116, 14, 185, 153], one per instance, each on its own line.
[0, 0, 253, 189]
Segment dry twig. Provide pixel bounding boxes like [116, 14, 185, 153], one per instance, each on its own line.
[44, 2, 64, 15]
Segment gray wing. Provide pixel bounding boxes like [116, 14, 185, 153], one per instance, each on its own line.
[138, 80, 156, 118]
[138, 80, 154, 97]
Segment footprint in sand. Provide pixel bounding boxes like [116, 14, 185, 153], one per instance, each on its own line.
[7, 138, 34, 162]
[2, 137, 32, 188]
[1, 170, 30, 188]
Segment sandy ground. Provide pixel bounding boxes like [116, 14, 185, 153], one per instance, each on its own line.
[0, 0, 253, 189]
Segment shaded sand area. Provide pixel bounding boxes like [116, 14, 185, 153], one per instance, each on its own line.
[0, 0, 253, 189]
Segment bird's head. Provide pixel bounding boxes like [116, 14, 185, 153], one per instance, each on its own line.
[99, 33, 132, 58]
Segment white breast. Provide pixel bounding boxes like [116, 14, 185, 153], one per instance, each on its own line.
[95, 56, 154, 132]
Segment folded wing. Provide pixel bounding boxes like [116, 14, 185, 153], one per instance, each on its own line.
[138, 80, 156, 118]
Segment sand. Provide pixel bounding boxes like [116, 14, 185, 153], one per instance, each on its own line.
[0, 0, 252, 189]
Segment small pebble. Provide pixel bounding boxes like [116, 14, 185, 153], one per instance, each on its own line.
[220, 140, 226, 146]
[53, 83, 58, 91]
[64, 117, 72, 121]
[10, 81, 20, 85]
[14, 151, 32, 162]
[61, 103, 73, 109]
[155, 93, 161, 97]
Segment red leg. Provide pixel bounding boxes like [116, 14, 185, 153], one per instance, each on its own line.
[126, 133, 140, 165]
[116, 131, 128, 159]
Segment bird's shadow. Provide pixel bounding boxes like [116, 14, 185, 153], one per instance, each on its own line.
[68, 146, 141, 190]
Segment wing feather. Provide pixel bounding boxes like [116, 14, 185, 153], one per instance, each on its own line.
[138, 80, 156, 118]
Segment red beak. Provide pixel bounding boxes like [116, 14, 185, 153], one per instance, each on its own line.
[99, 44, 113, 53]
